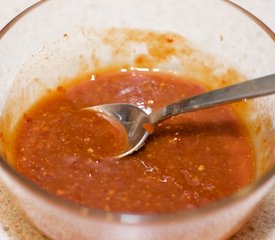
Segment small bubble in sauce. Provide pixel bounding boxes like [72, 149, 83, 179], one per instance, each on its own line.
[147, 99, 154, 105]
[87, 148, 94, 153]
[56, 189, 65, 195]
[198, 165, 205, 171]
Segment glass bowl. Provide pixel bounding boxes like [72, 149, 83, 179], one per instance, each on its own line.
[0, 0, 274, 239]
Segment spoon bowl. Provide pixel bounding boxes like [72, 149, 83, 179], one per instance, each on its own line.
[86, 103, 151, 157]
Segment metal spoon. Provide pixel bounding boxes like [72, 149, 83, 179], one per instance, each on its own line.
[85, 74, 275, 158]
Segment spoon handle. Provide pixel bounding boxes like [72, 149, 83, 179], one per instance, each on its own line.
[152, 74, 275, 124]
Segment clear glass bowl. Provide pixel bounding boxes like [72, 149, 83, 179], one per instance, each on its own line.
[0, 0, 274, 239]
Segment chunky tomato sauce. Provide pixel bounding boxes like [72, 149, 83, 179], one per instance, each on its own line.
[12, 71, 255, 213]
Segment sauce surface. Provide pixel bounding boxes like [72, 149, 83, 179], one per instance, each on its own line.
[12, 71, 255, 213]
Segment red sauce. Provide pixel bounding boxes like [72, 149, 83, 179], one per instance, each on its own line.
[143, 123, 155, 134]
[12, 71, 255, 213]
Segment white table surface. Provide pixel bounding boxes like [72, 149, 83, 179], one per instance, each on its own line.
[0, 1, 274, 240]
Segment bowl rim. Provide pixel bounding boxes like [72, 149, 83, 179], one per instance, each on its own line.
[0, 0, 274, 224]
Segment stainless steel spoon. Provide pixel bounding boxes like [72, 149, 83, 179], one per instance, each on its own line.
[85, 74, 275, 158]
